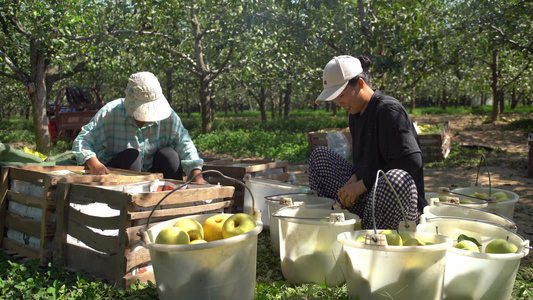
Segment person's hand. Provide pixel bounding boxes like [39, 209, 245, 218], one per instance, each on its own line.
[338, 180, 366, 208]
[190, 169, 208, 184]
[85, 157, 110, 175]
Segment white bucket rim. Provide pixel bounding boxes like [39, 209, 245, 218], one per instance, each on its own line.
[337, 230, 453, 253]
[418, 217, 530, 259]
[142, 213, 263, 253]
[423, 202, 517, 230]
[264, 194, 335, 207]
[451, 187, 519, 205]
[272, 206, 358, 226]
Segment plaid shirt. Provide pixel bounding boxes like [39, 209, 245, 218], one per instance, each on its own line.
[72, 99, 203, 176]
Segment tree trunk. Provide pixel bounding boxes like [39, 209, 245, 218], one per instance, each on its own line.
[200, 79, 212, 133]
[166, 69, 173, 106]
[283, 82, 292, 119]
[30, 39, 51, 154]
[490, 49, 500, 122]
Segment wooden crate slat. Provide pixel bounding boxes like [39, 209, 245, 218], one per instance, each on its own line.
[129, 200, 234, 221]
[124, 247, 151, 274]
[0, 167, 8, 249]
[67, 219, 121, 254]
[3, 238, 41, 260]
[5, 212, 46, 237]
[67, 206, 121, 230]
[129, 185, 235, 208]
[6, 191, 50, 208]
[65, 184, 130, 207]
[65, 244, 115, 279]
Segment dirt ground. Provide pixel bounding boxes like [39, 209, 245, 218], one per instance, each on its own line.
[284, 113, 533, 262]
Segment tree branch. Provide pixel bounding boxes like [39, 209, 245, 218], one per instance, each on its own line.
[0, 49, 29, 82]
[490, 25, 533, 54]
[66, 29, 173, 41]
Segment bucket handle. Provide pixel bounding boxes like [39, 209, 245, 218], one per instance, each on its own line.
[474, 154, 492, 198]
[139, 169, 260, 244]
[369, 170, 415, 236]
[265, 190, 318, 202]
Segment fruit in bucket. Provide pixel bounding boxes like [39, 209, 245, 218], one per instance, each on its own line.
[174, 218, 204, 242]
[491, 191, 509, 202]
[379, 230, 402, 246]
[155, 227, 190, 245]
[403, 238, 426, 246]
[203, 214, 231, 242]
[454, 240, 480, 252]
[222, 213, 257, 239]
[485, 238, 518, 254]
[471, 192, 489, 199]
[354, 235, 366, 243]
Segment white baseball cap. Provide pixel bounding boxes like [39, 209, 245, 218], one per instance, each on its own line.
[124, 72, 172, 122]
[315, 55, 363, 104]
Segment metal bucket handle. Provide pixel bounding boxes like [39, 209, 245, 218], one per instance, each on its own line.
[139, 169, 259, 244]
[264, 190, 318, 202]
[371, 170, 411, 232]
[474, 153, 492, 197]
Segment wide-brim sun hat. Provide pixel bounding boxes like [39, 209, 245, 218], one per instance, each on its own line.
[124, 71, 172, 122]
[315, 55, 363, 104]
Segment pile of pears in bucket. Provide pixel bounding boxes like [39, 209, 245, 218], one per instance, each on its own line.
[355, 230, 518, 253]
[155, 213, 257, 245]
[454, 234, 518, 254]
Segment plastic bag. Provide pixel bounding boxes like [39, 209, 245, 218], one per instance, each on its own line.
[326, 132, 352, 161]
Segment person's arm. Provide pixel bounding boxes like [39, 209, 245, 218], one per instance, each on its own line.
[168, 112, 205, 180]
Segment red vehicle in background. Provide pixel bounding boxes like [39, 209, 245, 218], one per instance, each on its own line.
[47, 86, 103, 142]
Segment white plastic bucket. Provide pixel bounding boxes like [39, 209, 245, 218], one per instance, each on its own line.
[273, 206, 359, 287]
[451, 185, 519, 220]
[426, 192, 489, 209]
[417, 217, 530, 300]
[243, 176, 309, 228]
[142, 214, 263, 300]
[265, 192, 335, 254]
[337, 230, 452, 300]
[423, 202, 517, 231]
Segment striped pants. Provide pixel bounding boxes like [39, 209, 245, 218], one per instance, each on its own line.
[309, 146, 420, 230]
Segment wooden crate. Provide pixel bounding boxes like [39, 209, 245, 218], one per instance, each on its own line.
[306, 122, 451, 162]
[202, 159, 288, 213]
[528, 133, 533, 178]
[307, 128, 351, 153]
[418, 121, 452, 162]
[54, 180, 235, 289]
[0, 165, 163, 264]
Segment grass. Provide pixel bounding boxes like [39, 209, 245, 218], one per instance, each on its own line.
[1, 105, 533, 298]
[1, 231, 532, 299]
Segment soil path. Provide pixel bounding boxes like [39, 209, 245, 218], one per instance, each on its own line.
[285, 113, 533, 262]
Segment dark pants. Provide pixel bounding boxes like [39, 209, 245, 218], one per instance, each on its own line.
[308, 146, 420, 230]
[106, 147, 183, 180]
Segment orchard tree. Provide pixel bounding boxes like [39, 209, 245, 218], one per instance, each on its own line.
[0, 1, 167, 153]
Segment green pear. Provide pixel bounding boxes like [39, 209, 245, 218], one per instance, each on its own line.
[491, 191, 509, 202]
[380, 230, 402, 246]
[354, 235, 366, 243]
[403, 238, 426, 246]
[485, 239, 518, 254]
[454, 240, 480, 252]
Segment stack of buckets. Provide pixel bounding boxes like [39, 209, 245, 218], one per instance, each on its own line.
[272, 206, 359, 287]
[418, 182, 529, 300]
[142, 214, 263, 300]
[265, 191, 336, 254]
[337, 224, 453, 299]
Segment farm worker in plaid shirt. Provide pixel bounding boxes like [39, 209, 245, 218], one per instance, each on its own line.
[72, 71, 207, 183]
